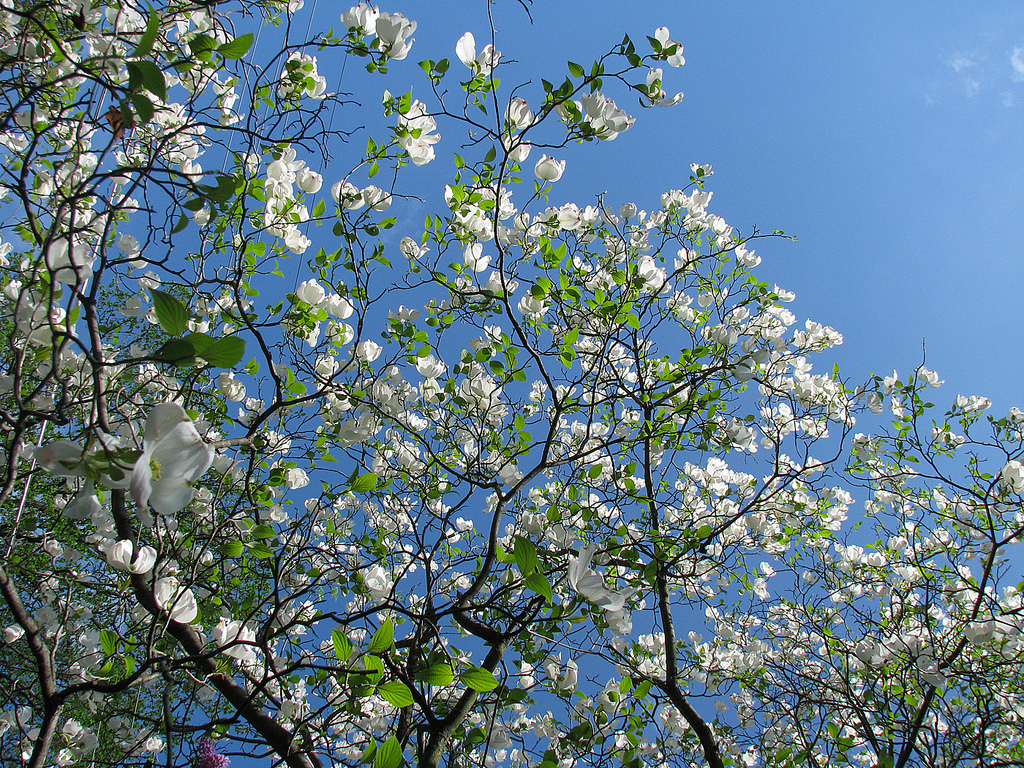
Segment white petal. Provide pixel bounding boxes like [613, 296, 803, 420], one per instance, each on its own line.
[154, 578, 198, 624]
[106, 540, 135, 572]
[130, 457, 154, 512]
[149, 476, 196, 516]
[144, 402, 190, 445]
[567, 543, 597, 590]
[152, 422, 214, 483]
[455, 32, 476, 68]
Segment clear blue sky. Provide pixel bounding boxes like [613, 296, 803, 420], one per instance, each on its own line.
[308, 0, 1023, 413]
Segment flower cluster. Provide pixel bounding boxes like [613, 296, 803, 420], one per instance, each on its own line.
[277, 51, 327, 101]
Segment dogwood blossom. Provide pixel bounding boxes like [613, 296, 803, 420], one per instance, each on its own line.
[154, 577, 199, 624]
[455, 32, 500, 76]
[130, 403, 215, 516]
[104, 539, 157, 574]
[340, 2, 378, 35]
[375, 12, 416, 60]
[534, 155, 565, 182]
[568, 543, 635, 629]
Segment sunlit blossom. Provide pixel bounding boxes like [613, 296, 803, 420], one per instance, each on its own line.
[130, 403, 215, 516]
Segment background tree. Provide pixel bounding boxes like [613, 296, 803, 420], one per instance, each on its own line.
[0, 2, 1022, 768]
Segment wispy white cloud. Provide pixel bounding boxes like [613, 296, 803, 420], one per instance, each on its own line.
[927, 43, 1024, 106]
[1010, 46, 1024, 82]
[946, 51, 990, 96]
[950, 52, 981, 72]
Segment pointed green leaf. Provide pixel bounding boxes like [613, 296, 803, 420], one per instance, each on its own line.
[183, 332, 215, 354]
[197, 335, 245, 368]
[131, 10, 160, 58]
[460, 667, 499, 692]
[332, 629, 352, 662]
[150, 289, 188, 335]
[414, 663, 454, 686]
[367, 617, 394, 654]
[524, 572, 552, 603]
[218, 32, 254, 59]
[364, 654, 384, 683]
[247, 542, 273, 559]
[219, 540, 244, 558]
[513, 536, 539, 575]
[99, 629, 118, 656]
[153, 338, 197, 367]
[377, 681, 414, 708]
[127, 60, 167, 100]
[349, 472, 378, 493]
[374, 736, 403, 768]
[361, 738, 377, 764]
[131, 92, 154, 124]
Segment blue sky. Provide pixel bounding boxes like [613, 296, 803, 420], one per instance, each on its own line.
[310, 0, 1024, 413]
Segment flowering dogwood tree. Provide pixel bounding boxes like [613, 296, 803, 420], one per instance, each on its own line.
[1, 2, 1022, 768]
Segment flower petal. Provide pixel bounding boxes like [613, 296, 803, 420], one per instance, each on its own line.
[150, 475, 196, 516]
[152, 422, 214, 483]
[455, 32, 476, 68]
[144, 402, 190, 445]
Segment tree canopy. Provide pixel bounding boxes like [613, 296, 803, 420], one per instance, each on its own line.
[1, 2, 1022, 768]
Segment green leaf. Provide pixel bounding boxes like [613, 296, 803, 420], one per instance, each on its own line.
[377, 681, 414, 708]
[131, 92, 154, 124]
[171, 214, 189, 233]
[349, 472, 378, 493]
[361, 738, 378, 765]
[567, 61, 585, 78]
[183, 332, 214, 355]
[219, 540, 244, 557]
[524, 572, 552, 603]
[374, 736, 403, 768]
[251, 524, 276, 539]
[150, 289, 188, 335]
[126, 60, 167, 100]
[199, 174, 239, 204]
[248, 542, 273, 559]
[460, 667, 499, 692]
[218, 32, 254, 59]
[131, 10, 160, 58]
[332, 629, 352, 662]
[100, 629, 118, 656]
[414, 663, 454, 686]
[153, 338, 197, 366]
[364, 654, 384, 683]
[197, 335, 245, 368]
[188, 34, 217, 56]
[512, 536, 539, 575]
[367, 617, 394, 654]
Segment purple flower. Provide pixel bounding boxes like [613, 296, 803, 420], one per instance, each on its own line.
[195, 738, 230, 768]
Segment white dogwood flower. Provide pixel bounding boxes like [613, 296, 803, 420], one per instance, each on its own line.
[130, 403, 214, 516]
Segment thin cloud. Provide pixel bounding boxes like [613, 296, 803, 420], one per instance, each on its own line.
[1011, 46, 1024, 82]
[950, 52, 980, 72]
